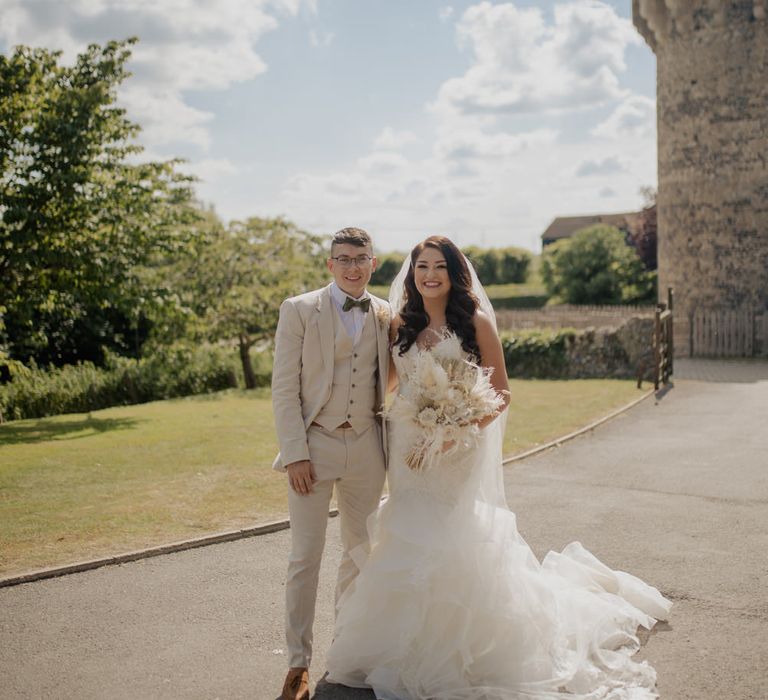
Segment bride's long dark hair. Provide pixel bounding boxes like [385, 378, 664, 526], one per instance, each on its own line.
[394, 236, 481, 360]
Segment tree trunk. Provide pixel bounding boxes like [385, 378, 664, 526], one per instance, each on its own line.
[239, 335, 257, 389]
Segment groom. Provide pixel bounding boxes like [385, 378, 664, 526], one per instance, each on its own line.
[271, 227, 390, 700]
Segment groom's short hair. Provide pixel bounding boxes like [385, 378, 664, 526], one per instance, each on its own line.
[331, 227, 372, 253]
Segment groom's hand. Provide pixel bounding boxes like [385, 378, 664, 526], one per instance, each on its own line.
[287, 460, 317, 495]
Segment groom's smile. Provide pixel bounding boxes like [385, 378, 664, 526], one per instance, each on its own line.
[327, 242, 377, 298]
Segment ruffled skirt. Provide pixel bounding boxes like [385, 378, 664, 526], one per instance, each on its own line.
[325, 483, 671, 700]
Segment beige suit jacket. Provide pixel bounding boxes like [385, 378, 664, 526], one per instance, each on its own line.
[271, 283, 390, 472]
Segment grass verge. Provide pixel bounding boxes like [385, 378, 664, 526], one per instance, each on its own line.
[0, 380, 643, 576]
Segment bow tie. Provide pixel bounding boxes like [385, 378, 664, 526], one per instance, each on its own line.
[342, 296, 371, 313]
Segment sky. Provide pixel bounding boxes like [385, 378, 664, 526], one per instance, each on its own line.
[0, 0, 657, 253]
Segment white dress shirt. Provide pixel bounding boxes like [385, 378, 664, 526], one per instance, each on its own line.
[330, 282, 370, 346]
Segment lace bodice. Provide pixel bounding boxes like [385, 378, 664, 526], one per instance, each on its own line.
[391, 330, 467, 386]
[387, 338, 485, 508]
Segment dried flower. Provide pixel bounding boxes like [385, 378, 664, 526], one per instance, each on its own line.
[385, 331, 504, 471]
[375, 304, 391, 330]
[416, 406, 439, 427]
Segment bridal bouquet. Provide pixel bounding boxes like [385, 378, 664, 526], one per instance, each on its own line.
[385, 333, 505, 471]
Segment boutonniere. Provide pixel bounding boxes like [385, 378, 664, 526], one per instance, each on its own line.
[375, 304, 391, 331]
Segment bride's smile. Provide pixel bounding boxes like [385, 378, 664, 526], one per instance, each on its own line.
[414, 247, 451, 300]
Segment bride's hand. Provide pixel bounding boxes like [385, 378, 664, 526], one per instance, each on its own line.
[441, 439, 456, 453]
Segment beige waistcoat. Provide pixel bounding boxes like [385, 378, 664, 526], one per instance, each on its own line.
[313, 305, 378, 434]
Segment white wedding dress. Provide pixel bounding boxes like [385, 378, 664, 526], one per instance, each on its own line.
[325, 338, 671, 700]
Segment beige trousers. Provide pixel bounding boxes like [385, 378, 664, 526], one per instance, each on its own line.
[285, 422, 386, 669]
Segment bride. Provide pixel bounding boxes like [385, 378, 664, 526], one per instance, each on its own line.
[325, 235, 671, 699]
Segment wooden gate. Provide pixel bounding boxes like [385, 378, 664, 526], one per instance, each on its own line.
[653, 288, 674, 389]
[691, 308, 768, 357]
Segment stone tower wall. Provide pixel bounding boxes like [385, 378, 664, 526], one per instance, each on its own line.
[633, 0, 768, 356]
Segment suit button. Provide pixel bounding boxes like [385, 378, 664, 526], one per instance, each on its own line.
[350, 400, 354, 404]
[347, 414, 351, 419]
[353, 353, 358, 358]
[352, 384, 356, 388]
[352, 368, 357, 372]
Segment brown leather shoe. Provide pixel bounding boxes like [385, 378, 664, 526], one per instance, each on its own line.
[281, 667, 309, 700]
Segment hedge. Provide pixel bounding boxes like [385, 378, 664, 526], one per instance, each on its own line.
[0, 345, 271, 422]
[500, 329, 575, 378]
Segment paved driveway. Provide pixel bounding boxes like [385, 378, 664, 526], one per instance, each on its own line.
[2, 360, 767, 700]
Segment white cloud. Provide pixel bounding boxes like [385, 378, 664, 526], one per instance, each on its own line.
[592, 95, 656, 140]
[119, 86, 214, 149]
[309, 29, 334, 48]
[435, 127, 558, 161]
[0, 0, 309, 149]
[357, 151, 409, 174]
[181, 157, 239, 183]
[575, 155, 626, 177]
[436, 1, 641, 116]
[373, 127, 419, 151]
[439, 6, 455, 22]
[286, 172, 362, 199]
[129, 38, 269, 92]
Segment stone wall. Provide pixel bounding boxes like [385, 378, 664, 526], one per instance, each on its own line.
[633, 1, 768, 357]
[502, 317, 655, 380]
[566, 317, 654, 380]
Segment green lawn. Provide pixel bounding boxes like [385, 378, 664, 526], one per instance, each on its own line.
[503, 379, 644, 455]
[0, 380, 646, 576]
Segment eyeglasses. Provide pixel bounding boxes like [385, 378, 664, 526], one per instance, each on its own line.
[330, 255, 373, 267]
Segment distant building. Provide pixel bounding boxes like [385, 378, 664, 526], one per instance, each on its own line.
[541, 211, 641, 248]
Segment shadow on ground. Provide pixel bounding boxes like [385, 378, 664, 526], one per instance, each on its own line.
[637, 619, 673, 646]
[313, 677, 375, 699]
[0, 415, 141, 445]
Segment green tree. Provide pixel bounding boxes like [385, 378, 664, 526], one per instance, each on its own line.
[540, 225, 656, 305]
[463, 245, 531, 285]
[0, 39, 199, 366]
[498, 246, 532, 284]
[630, 186, 657, 271]
[173, 216, 326, 389]
[370, 252, 406, 287]
[463, 246, 501, 285]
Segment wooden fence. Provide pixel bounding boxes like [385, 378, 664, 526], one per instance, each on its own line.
[691, 308, 768, 357]
[496, 304, 655, 332]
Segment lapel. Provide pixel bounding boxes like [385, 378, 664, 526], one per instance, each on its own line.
[315, 285, 336, 390]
